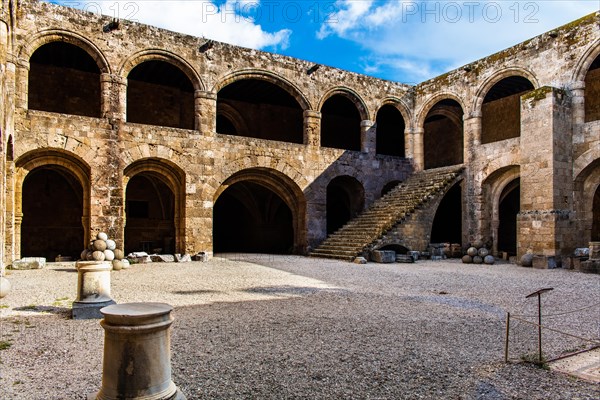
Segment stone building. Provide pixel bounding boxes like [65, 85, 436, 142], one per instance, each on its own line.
[0, 0, 598, 269]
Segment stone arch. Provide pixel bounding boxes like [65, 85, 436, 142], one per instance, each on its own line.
[6, 135, 13, 162]
[318, 87, 370, 121]
[18, 29, 111, 73]
[574, 156, 600, 245]
[473, 67, 539, 114]
[214, 69, 310, 111]
[216, 102, 249, 136]
[375, 101, 408, 157]
[326, 175, 365, 235]
[482, 165, 520, 255]
[379, 97, 413, 131]
[213, 167, 307, 254]
[430, 181, 463, 245]
[416, 92, 466, 128]
[572, 39, 600, 83]
[123, 158, 186, 253]
[15, 149, 92, 257]
[119, 49, 204, 91]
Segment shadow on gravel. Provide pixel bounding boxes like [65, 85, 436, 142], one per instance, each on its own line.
[52, 269, 77, 272]
[13, 305, 72, 318]
[172, 289, 222, 295]
[243, 286, 345, 296]
[403, 295, 505, 318]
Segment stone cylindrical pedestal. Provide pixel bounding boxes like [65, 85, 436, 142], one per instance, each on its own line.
[72, 261, 115, 319]
[92, 303, 186, 400]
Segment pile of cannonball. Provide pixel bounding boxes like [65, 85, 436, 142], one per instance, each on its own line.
[80, 232, 130, 271]
[462, 242, 495, 265]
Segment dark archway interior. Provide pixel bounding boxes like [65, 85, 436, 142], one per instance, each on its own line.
[213, 181, 294, 254]
[379, 244, 409, 254]
[217, 79, 303, 143]
[127, 60, 195, 129]
[585, 54, 600, 122]
[430, 184, 462, 244]
[381, 180, 401, 197]
[327, 176, 365, 234]
[424, 99, 463, 169]
[321, 95, 361, 151]
[29, 41, 101, 117]
[376, 105, 405, 157]
[125, 174, 176, 254]
[592, 185, 600, 241]
[482, 76, 534, 143]
[21, 168, 84, 260]
[498, 180, 520, 255]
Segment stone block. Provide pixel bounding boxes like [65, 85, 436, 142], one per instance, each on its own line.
[577, 260, 600, 274]
[10, 257, 46, 270]
[408, 251, 420, 261]
[532, 255, 561, 269]
[353, 257, 367, 264]
[192, 252, 208, 262]
[150, 254, 176, 263]
[127, 252, 152, 264]
[371, 250, 395, 263]
[396, 254, 414, 263]
[175, 254, 192, 262]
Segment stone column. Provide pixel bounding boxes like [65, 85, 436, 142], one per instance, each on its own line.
[517, 87, 574, 265]
[411, 127, 425, 172]
[93, 303, 186, 400]
[462, 113, 484, 245]
[100, 73, 113, 119]
[72, 261, 115, 319]
[360, 120, 375, 154]
[114, 76, 128, 121]
[195, 90, 216, 134]
[303, 110, 321, 147]
[13, 60, 28, 111]
[571, 81, 586, 127]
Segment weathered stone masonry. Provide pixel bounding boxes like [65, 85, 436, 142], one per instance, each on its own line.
[0, 0, 598, 269]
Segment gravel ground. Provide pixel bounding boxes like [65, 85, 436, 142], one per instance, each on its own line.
[0, 255, 599, 399]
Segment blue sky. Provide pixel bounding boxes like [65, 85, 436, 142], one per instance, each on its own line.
[49, 1, 600, 83]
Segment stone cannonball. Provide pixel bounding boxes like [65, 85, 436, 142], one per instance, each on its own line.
[521, 253, 534, 267]
[105, 239, 116, 250]
[462, 255, 473, 264]
[473, 256, 483, 264]
[97, 232, 108, 241]
[0, 276, 11, 298]
[473, 240, 484, 250]
[92, 251, 106, 262]
[112, 259, 124, 271]
[104, 249, 115, 261]
[466, 247, 478, 257]
[93, 240, 107, 252]
[121, 259, 131, 269]
[113, 249, 124, 260]
[484, 255, 495, 265]
[478, 248, 489, 257]
[80, 249, 89, 261]
[86, 251, 95, 261]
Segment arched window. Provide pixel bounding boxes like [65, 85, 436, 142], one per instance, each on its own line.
[376, 105, 405, 157]
[424, 99, 463, 169]
[585, 54, 600, 122]
[321, 95, 361, 151]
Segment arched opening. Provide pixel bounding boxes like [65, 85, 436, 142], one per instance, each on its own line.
[217, 78, 304, 143]
[127, 60, 195, 129]
[321, 94, 361, 151]
[381, 180, 401, 197]
[28, 41, 101, 117]
[326, 176, 364, 234]
[481, 76, 534, 143]
[6, 135, 13, 162]
[430, 183, 462, 244]
[214, 182, 294, 253]
[125, 174, 176, 254]
[585, 54, 600, 122]
[593, 185, 600, 241]
[424, 99, 463, 169]
[21, 167, 84, 260]
[498, 179, 520, 256]
[379, 244, 409, 254]
[376, 104, 405, 157]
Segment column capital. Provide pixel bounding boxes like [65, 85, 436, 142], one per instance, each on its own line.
[195, 90, 217, 100]
[303, 110, 321, 119]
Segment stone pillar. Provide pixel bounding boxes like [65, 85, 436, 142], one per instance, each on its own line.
[411, 127, 425, 172]
[72, 261, 115, 319]
[93, 303, 186, 400]
[463, 113, 484, 245]
[195, 90, 216, 134]
[517, 87, 574, 265]
[100, 73, 113, 119]
[114, 76, 127, 121]
[360, 120, 375, 154]
[13, 60, 28, 111]
[571, 81, 586, 127]
[303, 110, 321, 147]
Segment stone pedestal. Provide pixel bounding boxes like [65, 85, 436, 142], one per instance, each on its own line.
[72, 261, 115, 319]
[91, 303, 186, 400]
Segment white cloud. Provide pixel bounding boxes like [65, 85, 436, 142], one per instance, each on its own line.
[318, 0, 600, 81]
[57, 0, 291, 50]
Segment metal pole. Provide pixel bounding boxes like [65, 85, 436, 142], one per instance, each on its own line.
[505, 312, 510, 363]
[538, 293, 542, 363]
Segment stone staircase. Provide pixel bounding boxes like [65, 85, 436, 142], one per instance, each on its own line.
[310, 166, 465, 261]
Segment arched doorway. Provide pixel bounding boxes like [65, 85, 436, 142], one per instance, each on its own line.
[320, 94, 362, 150]
[423, 99, 464, 169]
[127, 60, 195, 129]
[498, 179, 520, 255]
[376, 104, 405, 157]
[21, 167, 84, 260]
[124, 173, 176, 254]
[430, 183, 462, 244]
[326, 176, 364, 234]
[214, 182, 294, 253]
[585, 53, 600, 122]
[481, 76, 534, 143]
[28, 41, 101, 117]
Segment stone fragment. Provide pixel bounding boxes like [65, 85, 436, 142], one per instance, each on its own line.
[577, 260, 600, 273]
[128, 253, 152, 264]
[353, 256, 367, 264]
[192, 252, 208, 262]
[408, 251, 420, 261]
[371, 250, 395, 263]
[396, 254, 414, 263]
[150, 254, 176, 263]
[10, 257, 46, 270]
[174, 254, 192, 262]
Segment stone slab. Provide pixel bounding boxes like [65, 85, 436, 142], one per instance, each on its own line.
[371, 250, 395, 263]
[151, 254, 176, 263]
[396, 254, 415, 263]
[532, 255, 561, 269]
[175, 254, 192, 262]
[577, 260, 600, 274]
[353, 256, 367, 264]
[549, 347, 600, 383]
[10, 257, 46, 270]
[72, 299, 116, 320]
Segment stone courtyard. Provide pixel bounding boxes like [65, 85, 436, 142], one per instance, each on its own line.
[0, 256, 599, 399]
